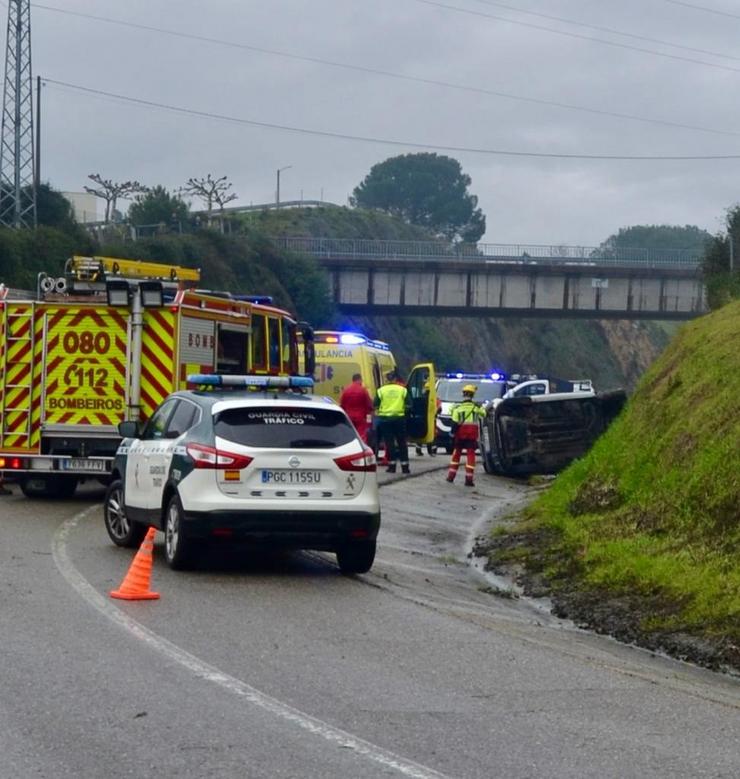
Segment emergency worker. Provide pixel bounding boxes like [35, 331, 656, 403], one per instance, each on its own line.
[446, 384, 485, 487]
[374, 369, 410, 474]
[339, 373, 374, 444]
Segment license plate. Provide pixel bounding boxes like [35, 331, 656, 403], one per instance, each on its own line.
[261, 469, 321, 485]
[61, 458, 108, 473]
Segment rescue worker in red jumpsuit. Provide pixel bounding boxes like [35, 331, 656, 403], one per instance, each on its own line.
[339, 373, 374, 444]
[446, 384, 486, 487]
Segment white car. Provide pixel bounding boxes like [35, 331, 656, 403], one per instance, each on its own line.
[103, 375, 380, 574]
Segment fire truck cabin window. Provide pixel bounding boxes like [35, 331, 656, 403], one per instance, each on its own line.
[251, 315, 267, 371]
[268, 317, 281, 373]
[216, 326, 248, 375]
[282, 320, 296, 374]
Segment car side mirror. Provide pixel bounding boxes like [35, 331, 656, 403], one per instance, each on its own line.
[118, 420, 142, 438]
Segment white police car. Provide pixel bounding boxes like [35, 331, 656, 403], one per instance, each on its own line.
[103, 375, 380, 573]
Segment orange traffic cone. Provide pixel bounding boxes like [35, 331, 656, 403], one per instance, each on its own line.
[110, 527, 160, 601]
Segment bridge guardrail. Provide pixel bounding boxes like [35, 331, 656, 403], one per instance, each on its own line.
[274, 237, 702, 268]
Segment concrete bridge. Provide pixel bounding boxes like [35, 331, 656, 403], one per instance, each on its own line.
[275, 238, 706, 320]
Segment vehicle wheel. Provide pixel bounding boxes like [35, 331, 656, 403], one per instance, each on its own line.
[336, 540, 376, 575]
[56, 476, 79, 498]
[20, 475, 78, 499]
[104, 479, 147, 548]
[164, 494, 196, 570]
[482, 448, 495, 474]
[495, 417, 512, 475]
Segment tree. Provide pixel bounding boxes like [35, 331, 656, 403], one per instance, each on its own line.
[182, 174, 237, 233]
[601, 224, 711, 254]
[350, 153, 485, 243]
[700, 206, 740, 308]
[36, 183, 78, 232]
[128, 185, 189, 228]
[84, 174, 147, 223]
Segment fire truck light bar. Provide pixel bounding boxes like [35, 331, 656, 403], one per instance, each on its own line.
[188, 374, 314, 389]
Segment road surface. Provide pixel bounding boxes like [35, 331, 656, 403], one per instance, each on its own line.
[0, 458, 738, 778]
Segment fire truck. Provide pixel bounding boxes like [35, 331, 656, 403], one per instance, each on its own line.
[0, 256, 314, 498]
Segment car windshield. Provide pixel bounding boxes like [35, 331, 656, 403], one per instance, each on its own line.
[436, 380, 505, 403]
[214, 406, 358, 448]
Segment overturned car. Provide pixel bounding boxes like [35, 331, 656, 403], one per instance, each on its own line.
[479, 388, 627, 476]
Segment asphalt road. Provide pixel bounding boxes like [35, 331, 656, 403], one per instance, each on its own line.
[1, 455, 738, 778]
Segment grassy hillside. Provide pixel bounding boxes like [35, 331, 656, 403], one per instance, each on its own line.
[483, 300, 740, 671]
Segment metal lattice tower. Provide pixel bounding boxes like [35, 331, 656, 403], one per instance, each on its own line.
[0, 0, 35, 228]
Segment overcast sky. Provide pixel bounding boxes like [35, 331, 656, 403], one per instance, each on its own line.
[26, 0, 740, 245]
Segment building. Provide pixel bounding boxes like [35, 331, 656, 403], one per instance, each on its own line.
[62, 192, 100, 223]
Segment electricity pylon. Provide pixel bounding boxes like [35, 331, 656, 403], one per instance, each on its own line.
[0, 0, 35, 228]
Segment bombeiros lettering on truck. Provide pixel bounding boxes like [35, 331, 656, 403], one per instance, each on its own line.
[0, 255, 314, 498]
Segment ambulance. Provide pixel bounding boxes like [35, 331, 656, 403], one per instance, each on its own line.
[309, 330, 437, 450]
[312, 330, 396, 400]
[0, 255, 314, 498]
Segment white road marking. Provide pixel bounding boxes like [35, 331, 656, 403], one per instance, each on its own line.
[52, 507, 453, 779]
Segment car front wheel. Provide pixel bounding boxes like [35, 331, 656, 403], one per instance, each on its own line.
[104, 479, 147, 548]
[164, 495, 196, 570]
[336, 540, 376, 575]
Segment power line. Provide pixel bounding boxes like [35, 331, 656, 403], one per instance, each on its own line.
[663, 0, 740, 21]
[42, 78, 740, 161]
[28, 2, 740, 139]
[411, 0, 740, 74]
[469, 0, 740, 62]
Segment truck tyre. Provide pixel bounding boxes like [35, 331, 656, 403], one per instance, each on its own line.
[336, 540, 376, 575]
[56, 476, 79, 498]
[164, 494, 197, 570]
[20, 475, 78, 499]
[104, 479, 147, 548]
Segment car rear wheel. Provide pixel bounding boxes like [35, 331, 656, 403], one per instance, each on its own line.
[336, 540, 376, 575]
[104, 479, 147, 548]
[164, 495, 196, 570]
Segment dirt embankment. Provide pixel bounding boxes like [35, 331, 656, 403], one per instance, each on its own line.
[473, 527, 740, 676]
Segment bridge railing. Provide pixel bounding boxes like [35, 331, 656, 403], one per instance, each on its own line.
[274, 237, 702, 267]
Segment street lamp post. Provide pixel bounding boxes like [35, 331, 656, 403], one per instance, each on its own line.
[276, 165, 292, 209]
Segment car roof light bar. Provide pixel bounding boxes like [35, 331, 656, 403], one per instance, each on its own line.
[444, 371, 506, 381]
[188, 374, 314, 389]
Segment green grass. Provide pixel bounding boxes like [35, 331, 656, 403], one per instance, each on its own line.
[514, 300, 740, 643]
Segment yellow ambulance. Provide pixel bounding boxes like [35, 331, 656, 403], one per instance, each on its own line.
[310, 330, 437, 447]
[312, 331, 395, 400]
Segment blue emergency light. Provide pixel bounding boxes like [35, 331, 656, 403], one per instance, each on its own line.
[339, 333, 365, 345]
[187, 374, 314, 389]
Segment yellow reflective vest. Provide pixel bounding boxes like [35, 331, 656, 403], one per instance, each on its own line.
[451, 400, 485, 426]
[375, 382, 408, 417]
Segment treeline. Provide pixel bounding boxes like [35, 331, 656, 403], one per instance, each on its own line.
[0, 186, 334, 326]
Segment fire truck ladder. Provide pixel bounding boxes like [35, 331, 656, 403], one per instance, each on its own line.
[68, 255, 201, 284]
[1, 305, 35, 447]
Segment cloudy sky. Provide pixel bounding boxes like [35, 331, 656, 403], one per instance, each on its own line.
[26, 0, 740, 245]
